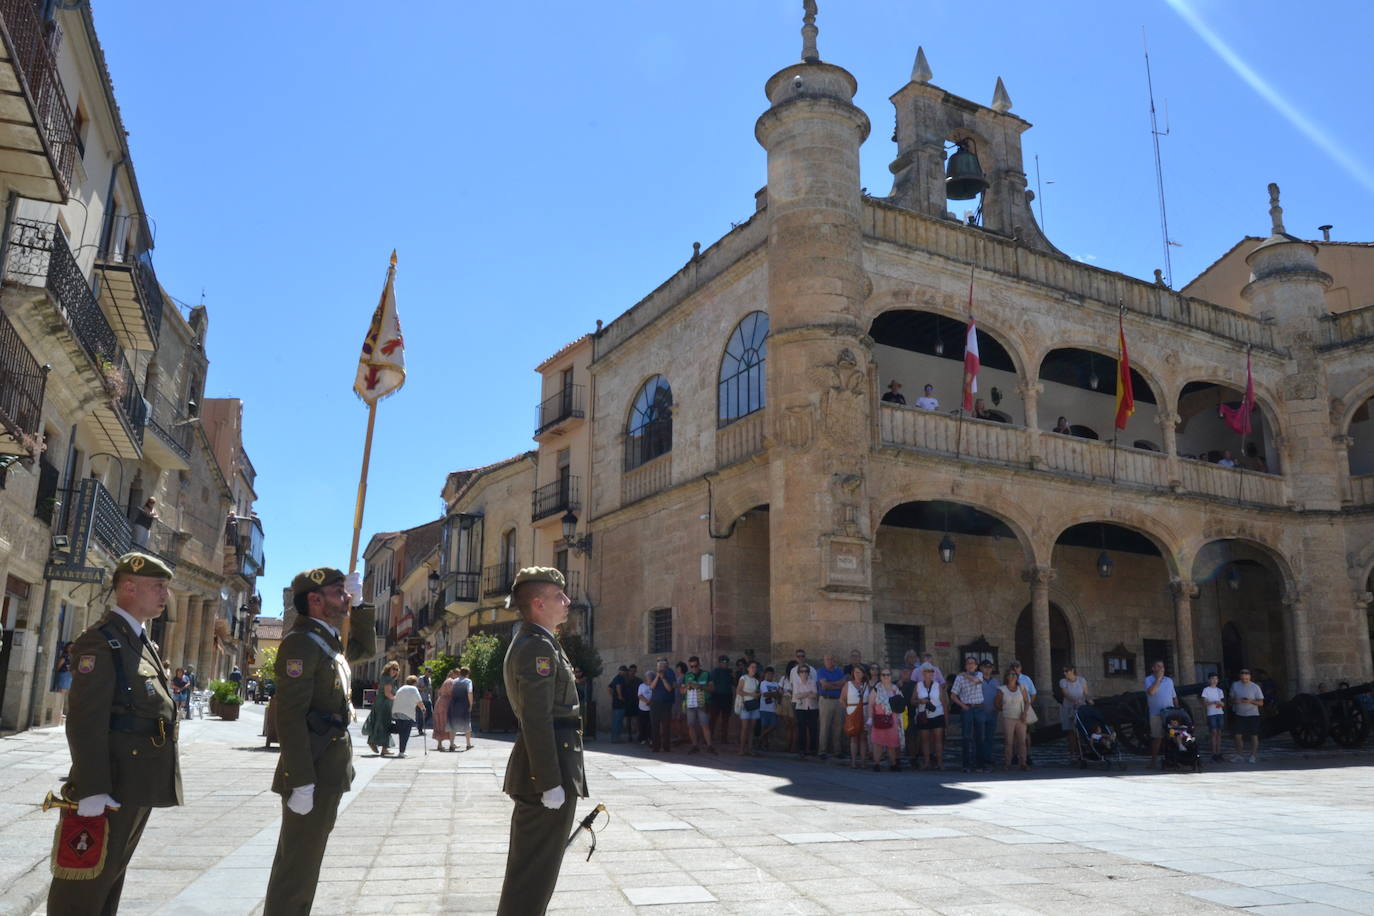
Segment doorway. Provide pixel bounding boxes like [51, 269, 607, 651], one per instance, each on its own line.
[1014, 602, 1073, 687]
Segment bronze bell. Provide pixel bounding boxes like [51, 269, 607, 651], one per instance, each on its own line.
[945, 142, 989, 200]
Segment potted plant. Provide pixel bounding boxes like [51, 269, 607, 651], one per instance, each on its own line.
[460, 633, 512, 732]
[208, 679, 244, 721]
[97, 357, 128, 400]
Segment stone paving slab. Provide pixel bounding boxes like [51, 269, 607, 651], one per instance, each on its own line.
[3, 706, 1374, 913]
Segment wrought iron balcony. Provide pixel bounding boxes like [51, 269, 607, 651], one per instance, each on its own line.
[144, 391, 193, 468]
[532, 475, 580, 522]
[223, 514, 265, 580]
[535, 384, 585, 436]
[94, 245, 164, 351]
[0, 0, 77, 201]
[45, 478, 176, 583]
[441, 570, 479, 605]
[0, 306, 46, 459]
[7, 219, 145, 456]
[563, 570, 583, 604]
[481, 563, 515, 598]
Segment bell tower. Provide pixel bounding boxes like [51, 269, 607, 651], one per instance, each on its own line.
[886, 49, 1059, 255]
[756, 2, 877, 657]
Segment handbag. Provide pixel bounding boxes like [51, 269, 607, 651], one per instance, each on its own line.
[844, 705, 864, 737]
[1024, 690, 1039, 725]
[873, 711, 894, 730]
[889, 692, 907, 714]
[743, 698, 760, 712]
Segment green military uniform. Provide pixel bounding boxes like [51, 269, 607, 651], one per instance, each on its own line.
[263, 566, 375, 916]
[48, 552, 179, 916]
[498, 568, 588, 916]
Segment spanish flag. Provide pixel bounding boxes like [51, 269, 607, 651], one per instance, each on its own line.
[1114, 312, 1135, 430]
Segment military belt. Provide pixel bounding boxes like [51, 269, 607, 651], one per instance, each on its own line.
[306, 710, 349, 736]
[552, 717, 583, 731]
[110, 714, 177, 743]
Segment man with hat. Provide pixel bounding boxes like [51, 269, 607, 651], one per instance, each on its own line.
[48, 551, 179, 915]
[497, 567, 587, 916]
[263, 566, 375, 915]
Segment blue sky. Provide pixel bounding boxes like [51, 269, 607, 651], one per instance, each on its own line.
[93, 1, 1374, 615]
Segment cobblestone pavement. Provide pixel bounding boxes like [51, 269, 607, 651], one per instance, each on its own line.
[3, 704, 1374, 914]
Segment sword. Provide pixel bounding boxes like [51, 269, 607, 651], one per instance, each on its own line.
[565, 803, 607, 861]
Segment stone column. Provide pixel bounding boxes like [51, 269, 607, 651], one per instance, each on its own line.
[183, 596, 203, 675]
[1019, 382, 1043, 468]
[1334, 435, 1355, 506]
[1169, 579, 1198, 682]
[1282, 588, 1312, 693]
[164, 592, 186, 668]
[197, 596, 217, 680]
[1156, 410, 1182, 490]
[1023, 565, 1055, 715]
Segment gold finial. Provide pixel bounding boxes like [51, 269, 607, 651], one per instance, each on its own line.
[389, 249, 398, 267]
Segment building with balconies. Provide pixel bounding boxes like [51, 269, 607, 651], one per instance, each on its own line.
[0, 5, 261, 730]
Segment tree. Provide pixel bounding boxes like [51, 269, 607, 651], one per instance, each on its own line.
[420, 652, 458, 688]
[254, 646, 277, 682]
[559, 633, 603, 679]
[461, 633, 508, 696]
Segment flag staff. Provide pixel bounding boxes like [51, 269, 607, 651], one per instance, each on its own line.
[349, 401, 378, 576]
[956, 266, 977, 460]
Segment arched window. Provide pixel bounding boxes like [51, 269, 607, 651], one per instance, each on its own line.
[719, 311, 768, 426]
[625, 376, 673, 470]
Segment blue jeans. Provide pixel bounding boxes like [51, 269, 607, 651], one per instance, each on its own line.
[960, 708, 981, 769]
[611, 707, 626, 741]
[973, 708, 996, 768]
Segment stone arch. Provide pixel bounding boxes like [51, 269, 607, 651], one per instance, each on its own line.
[1042, 510, 1184, 580]
[862, 287, 1030, 383]
[1348, 540, 1374, 593]
[1180, 533, 1298, 598]
[1332, 376, 1374, 436]
[1171, 373, 1287, 450]
[709, 473, 772, 537]
[872, 486, 1039, 568]
[1029, 340, 1167, 412]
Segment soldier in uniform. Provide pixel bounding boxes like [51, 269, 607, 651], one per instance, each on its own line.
[263, 566, 376, 916]
[497, 567, 588, 916]
[48, 551, 180, 915]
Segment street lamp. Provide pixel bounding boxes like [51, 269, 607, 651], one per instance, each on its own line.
[1226, 564, 1242, 591]
[560, 511, 593, 556]
[938, 502, 955, 564]
[1096, 524, 1114, 578]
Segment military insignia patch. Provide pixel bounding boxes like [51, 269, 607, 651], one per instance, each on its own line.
[77, 655, 95, 674]
[309, 569, 327, 584]
[535, 657, 552, 677]
[285, 659, 304, 678]
[129, 556, 145, 572]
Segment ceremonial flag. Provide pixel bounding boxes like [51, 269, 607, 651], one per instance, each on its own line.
[353, 251, 406, 405]
[1114, 313, 1135, 430]
[961, 281, 980, 412]
[1219, 350, 1256, 435]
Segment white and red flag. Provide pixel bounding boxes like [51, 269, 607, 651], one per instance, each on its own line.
[353, 250, 406, 405]
[961, 280, 980, 412]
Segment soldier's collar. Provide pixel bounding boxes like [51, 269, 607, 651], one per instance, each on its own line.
[110, 606, 144, 639]
[524, 621, 556, 640]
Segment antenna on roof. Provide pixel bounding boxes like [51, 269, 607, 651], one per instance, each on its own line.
[1143, 28, 1174, 288]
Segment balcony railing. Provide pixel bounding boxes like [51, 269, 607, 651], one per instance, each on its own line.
[878, 404, 1287, 507]
[481, 563, 515, 598]
[0, 306, 45, 455]
[8, 219, 120, 370]
[716, 409, 765, 468]
[535, 384, 585, 435]
[1320, 304, 1374, 350]
[0, 0, 77, 199]
[622, 453, 671, 505]
[532, 475, 580, 521]
[224, 514, 265, 579]
[44, 479, 176, 581]
[442, 570, 479, 605]
[146, 391, 193, 462]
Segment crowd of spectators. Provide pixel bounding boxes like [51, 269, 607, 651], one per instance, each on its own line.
[604, 649, 1276, 771]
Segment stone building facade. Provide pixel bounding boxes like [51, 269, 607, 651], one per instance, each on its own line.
[0, 4, 263, 729]
[366, 9, 1372, 724]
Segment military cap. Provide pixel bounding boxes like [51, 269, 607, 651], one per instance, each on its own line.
[291, 566, 346, 601]
[115, 551, 173, 579]
[510, 567, 566, 591]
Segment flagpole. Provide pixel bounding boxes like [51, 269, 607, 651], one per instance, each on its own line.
[349, 401, 378, 575]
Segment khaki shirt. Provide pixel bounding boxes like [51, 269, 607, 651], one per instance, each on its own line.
[502, 622, 587, 798]
[65, 611, 181, 807]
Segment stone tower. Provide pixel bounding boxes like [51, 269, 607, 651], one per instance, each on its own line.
[756, 2, 876, 656]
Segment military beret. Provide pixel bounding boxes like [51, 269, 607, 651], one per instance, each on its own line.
[510, 567, 566, 592]
[115, 551, 173, 579]
[291, 566, 346, 600]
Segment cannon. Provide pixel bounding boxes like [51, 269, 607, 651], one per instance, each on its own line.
[1312, 681, 1374, 749]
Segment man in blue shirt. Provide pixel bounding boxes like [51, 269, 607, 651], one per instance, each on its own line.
[814, 654, 846, 759]
[1144, 659, 1179, 769]
[976, 660, 999, 771]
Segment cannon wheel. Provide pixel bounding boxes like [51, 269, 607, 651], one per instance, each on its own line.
[1289, 693, 1329, 748]
[1327, 696, 1370, 749]
[1112, 695, 1152, 755]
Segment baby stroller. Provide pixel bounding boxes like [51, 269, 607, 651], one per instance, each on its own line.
[1160, 706, 1201, 772]
[1074, 706, 1124, 770]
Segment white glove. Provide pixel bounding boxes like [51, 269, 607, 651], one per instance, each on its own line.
[540, 785, 566, 810]
[344, 571, 363, 607]
[287, 784, 315, 816]
[77, 794, 120, 817]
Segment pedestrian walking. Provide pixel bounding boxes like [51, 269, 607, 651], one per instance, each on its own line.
[497, 568, 587, 916]
[392, 676, 425, 757]
[47, 552, 180, 916]
[263, 565, 375, 915]
[364, 660, 400, 756]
